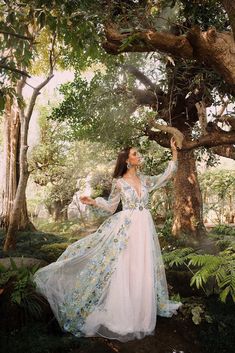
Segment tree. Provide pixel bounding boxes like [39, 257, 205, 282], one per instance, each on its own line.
[51, 0, 235, 243]
[100, 0, 235, 240]
[199, 169, 235, 224]
[1, 13, 56, 250]
[2, 0, 235, 248]
[30, 105, 116, 222]
[0, 0, 102, 250]
[49, 59, 208, 241]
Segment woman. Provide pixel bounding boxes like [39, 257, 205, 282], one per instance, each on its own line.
[33, 137, 182, 342]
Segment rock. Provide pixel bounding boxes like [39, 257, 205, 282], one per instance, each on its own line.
[0, 257, 48, 270]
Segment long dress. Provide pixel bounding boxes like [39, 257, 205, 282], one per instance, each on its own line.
[33, 160, 182, 342]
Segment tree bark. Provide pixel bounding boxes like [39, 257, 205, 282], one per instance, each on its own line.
[3, 79, 31, 251]
[172, 149, 206, 244]
[52, 201, 68, 222]
[211, 145, 235, 160]
[0, 95, 32, 234]
[3, 71, 53, 251]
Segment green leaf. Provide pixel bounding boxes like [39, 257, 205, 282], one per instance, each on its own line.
[219, 286, 230, 303]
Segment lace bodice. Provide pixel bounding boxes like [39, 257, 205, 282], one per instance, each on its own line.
[95, 160, 178, 213]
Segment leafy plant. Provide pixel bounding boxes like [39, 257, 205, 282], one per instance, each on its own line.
[163, 247, 235, 303]
[212, 224, 235, 237]
[180, 299, 213, 325]
[0, 258, 44, 319]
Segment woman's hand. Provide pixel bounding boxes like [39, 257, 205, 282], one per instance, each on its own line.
[170, 136, 177, 151]
[170, 137, 178, 160]
[80, 196, 96, 206]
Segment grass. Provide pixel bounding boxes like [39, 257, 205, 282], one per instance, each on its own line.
[0, 218, 104, 263]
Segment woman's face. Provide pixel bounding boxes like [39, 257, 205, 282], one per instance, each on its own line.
[127, 148, 142, 167]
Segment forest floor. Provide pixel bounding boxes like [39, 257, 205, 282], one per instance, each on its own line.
[0, 220, 234, 353]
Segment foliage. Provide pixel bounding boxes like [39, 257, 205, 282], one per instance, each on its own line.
[50, 56, 147, 148]
[179, 297, 213, 325]
[0, 218, 104, 263]
[29, 110, 77, 219]
[174, 0, 228, 31]
[157, 215, 174, 238]
[0, 258, 43, 318]
[211, 224, 235, 237]
[199, 170, 235, 224]
[0, 229, 70, 263]
[163, 246, 235, 303]
[29, 104, 116, 220]
[0, 0, 108, 110]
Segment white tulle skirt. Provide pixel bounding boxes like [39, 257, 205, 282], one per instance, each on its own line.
[33, 209, 182, 342]
[83, 210, 156, 341]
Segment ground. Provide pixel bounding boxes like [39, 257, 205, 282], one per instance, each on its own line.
[0, 219, 234, 353]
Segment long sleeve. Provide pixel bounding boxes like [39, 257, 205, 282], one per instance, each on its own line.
[95, 178, 121, 214]
[144, 160, 178, 193]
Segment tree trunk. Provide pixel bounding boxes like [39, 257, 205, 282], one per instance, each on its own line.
[3, 84, 34, 251]
[0, 96, 32, 235]
[2, 59, 53, 251]
[53, 201, 68, 222]
[172, 149, 207, 244]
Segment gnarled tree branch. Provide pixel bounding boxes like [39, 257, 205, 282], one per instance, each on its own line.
[145, 122, 235, 150]
[103, 23, 193, 58]
[211, 144, 235, 160]
[103, 23, 235, 94]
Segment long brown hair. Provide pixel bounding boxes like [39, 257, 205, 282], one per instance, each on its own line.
[113, 147, 132, 178]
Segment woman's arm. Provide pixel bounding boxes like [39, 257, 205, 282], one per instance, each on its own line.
[144, 160, 178, 192]
[144, 137, 178, 192]
[80, 178, 121, 214]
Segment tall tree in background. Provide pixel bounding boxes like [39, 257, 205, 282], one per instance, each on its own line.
[0, 2, 56, 250]
[0, 0, 102, 250]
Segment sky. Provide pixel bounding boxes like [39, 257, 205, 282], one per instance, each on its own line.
[24, 70, 75, 147]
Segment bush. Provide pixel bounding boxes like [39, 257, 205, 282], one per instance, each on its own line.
[211, 224, 235, 237]
[0, 258, 44, 322]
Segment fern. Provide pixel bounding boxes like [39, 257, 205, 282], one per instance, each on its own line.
[0, 257, 43, 318]
[163, 247, 195, 268]
[163, 247, 235, 303]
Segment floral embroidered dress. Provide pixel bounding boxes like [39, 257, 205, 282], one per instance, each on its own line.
[33, 160, 182, 342]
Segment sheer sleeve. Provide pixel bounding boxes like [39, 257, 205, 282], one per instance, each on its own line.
[94, 178, 121, 214]
[144, 160, 178, 193]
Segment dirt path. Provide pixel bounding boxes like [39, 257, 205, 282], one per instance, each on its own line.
[73, 314, 203, 353]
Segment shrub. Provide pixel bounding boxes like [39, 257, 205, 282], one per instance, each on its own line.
[0, 258, 44, 320]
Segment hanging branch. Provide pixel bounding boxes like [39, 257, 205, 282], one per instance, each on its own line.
[145, 119, 235, 150]
[0, 30, 34, 41]
[0, 63, 31, 77]
[103, 23, 235, 94]
[120, 64, 164, 95]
